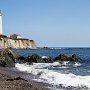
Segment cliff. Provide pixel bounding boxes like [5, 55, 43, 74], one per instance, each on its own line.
[0, 35, 37, 49]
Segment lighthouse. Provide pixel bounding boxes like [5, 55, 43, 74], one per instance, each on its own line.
[0, 10, 2, 34]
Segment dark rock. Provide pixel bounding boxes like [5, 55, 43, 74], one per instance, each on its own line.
[43, 58, 50, 63]
[0, 49, 15, 67]
[17, 56, 26, 63]
[6, 78, 14, 81]
[15, 77, 28, 82]
[71, 54, 81, 61]
[54, 54, 81, 61]
[54, 54, 69, 61]
[17, 54, 52, 64]
[0, 60, 6, 67]
[41, 56, 52, 63]
[26, 54, 45, 63]
[6, 76, 28, 82]
[17, 56, 25, 60]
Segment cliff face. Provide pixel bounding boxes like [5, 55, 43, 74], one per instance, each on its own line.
[0, 37, 37, 49]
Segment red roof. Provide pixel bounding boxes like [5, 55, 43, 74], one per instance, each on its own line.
[10, 34, 22, 36]
[15, 34, 21, 36]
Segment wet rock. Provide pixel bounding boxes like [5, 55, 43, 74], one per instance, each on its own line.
[41, 56, 52, 63]
[43, 58, 50, 63]
[26, 54, 52, 63]
[71, 54, 81, 61]
[54, 54, 81, 61]
[26, 54, 45, 63]
[6, 76, 28, 82]
[17, 56, 25, 60]
[54, 54, 69, 61]
[16, 56, 26, 63]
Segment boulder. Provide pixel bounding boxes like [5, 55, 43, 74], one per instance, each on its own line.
[26, 54, 45, 63]
[0, 59, 6, 67]
[16, 56, 26, 63]
[0, 49, 16, 67]
[54, 54, 69, 61]
[54, 54, 81, 61]
[43, 58, 50, 63]
[71, 54, 81, 61]
[41, 56, 52, 63]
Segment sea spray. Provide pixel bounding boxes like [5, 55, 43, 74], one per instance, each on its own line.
[15, 62, 90, 89]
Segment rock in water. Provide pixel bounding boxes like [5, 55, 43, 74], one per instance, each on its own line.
[26, 54, 45, 63]
[71, 54, 81, 61]
[26, 54, 52, 63]
[41, 56, 52, 63]
[16, 56, 26, 63]
[54, 54, 81, 61]
[54, 54, 69, 61]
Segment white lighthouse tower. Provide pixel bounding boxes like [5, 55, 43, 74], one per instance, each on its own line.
[0, 10, 2, 34]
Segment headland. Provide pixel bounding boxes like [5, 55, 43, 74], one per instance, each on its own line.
[0, 34, 37, 49]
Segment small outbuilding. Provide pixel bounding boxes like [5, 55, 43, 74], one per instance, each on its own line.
[10, 34, 22, 39]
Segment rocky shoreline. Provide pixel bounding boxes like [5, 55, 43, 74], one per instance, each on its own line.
[0, 49, 81, 67]
[0, 67, 52, 90]
[0, 49, 82, 90]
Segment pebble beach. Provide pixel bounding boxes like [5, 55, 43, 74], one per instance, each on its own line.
[0, 67, 51, 90]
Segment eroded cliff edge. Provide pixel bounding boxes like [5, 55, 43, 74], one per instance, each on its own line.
[0, 35, 37, 49]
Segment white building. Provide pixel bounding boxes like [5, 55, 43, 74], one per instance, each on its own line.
[10, 34, 22, 39]
[0, 10, 2, 34]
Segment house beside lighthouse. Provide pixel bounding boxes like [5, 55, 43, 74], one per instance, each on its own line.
[0, 10, 2, 34]
[10, 34, 22, 39]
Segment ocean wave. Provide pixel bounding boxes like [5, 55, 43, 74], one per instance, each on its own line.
[15, 63, 90, 89]
[52, 61, 82, 68]
[50, 47, 62, 49]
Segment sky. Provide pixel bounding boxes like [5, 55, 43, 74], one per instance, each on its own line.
[0, 0, 90, 47]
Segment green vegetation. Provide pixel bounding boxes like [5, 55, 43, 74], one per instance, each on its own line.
[0, 35, 7, 38]
[12, 38, 29, 40]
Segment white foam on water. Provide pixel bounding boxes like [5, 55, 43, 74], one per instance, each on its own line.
[50, 47, 62, 49]
[15, 62, 90, 88]
[42, 56, 49, 59]
[73, 62, 82, 67]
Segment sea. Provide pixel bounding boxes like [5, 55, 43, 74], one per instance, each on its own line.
[12, 48, 90, 90]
